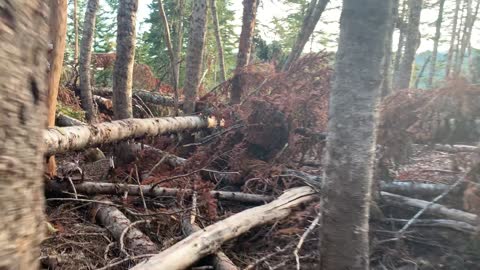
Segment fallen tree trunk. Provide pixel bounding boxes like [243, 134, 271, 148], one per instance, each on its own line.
[381, 191, 478, 225]
[380, 181, 459, 197]
[182, 219, 238, 270]
[434, 144, 480, 153]
[94, 87, 175, 107]
[131, 186, 316, 270]
[45, 181, 274, 204]
[382, 218, 478, 234]
[45, 116, 213, 155]
[55, 113, 86, 127]
[94, 200, 158, 255]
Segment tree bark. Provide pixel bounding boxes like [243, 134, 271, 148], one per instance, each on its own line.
[0, 1, 49, 268]
[393, 0, 408, 74]
[381, 0, 399, 98]
[320, 0, 392, 269]
[44, 116, 211, 155]
[173, 0, 185, 89]
[131, 187, 316, 270]
[56, 113, 86, 127]
[427, 0, 446, 88]
[446, 0, 462, 78]
[394, 0, 423, 90]
[158, 0, 179, 114]
[414, 55, 431, 88]
[94, 87, 176, 107]
[46, 0, 68, 177]
[113, 0, 138, 120]
[230, 0, 258, 104]
[453, 1, 467, 77]
[456, 0, 480, 77]
[183, 0, 208, 114]
[79, 0, 100, 123]
[210, 0, 227, 82]
[282, 0, 329, 72]
[73, 0, 79, 65]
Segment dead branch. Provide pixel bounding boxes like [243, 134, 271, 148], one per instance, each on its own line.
[56, 113, 86, 127]
[382, 218, 478, 234]
[131, 187, 317, 270]
[434, 144, 480, 153]
[381, 191, 478, 225]
[93, 87, 175, 107]
[379, 181, 458, 197]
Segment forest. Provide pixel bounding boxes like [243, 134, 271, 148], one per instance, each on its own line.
[1, 0, 480, 269]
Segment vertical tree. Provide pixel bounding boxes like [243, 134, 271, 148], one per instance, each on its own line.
[230, 0, 258, 104]
[183, 0, 208, 114]
[79, 0, 100, 123]
[320, 0, 392, 269]
[158, 0, 179, 113]
[393, 0, 408, 74]
[0, 1, 48, 268]
[381, 0, 399, 98]
[393, 0, 423, 90]
[112, 0, 138, 119]
[46, 0, 68, 177]
[455, 0, 480, 76]
[210, 0, 227, 82]
[446, 0, 462, 77]
[454, 1, 467, 76]
[427, 0, 446, 88]
[173, 0, 185, 87]
[282, 0, 330, 71]
[73, 0, 79, 65]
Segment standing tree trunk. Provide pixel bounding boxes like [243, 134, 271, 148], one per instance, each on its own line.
[282, 0, 330, 71]
[112, 0, 138, 120]
[158, 0, 179, 114]
[393, 0, 408, 74]
[173, 0, 185, 88]
[73, 0, 79, 65]
[46, 0, 68, 177]
[320, 0, 392, 269]
[427, 0, 446, 88]
[446, 0, 462, 78]
[455, 0, 473, 75]
[394, 0, 423, 90]
[210, 0, 227, 82]
[454, 1, 466, 77]
[183, 0, 208, 114]
[79, 0, 100, 123]
[230, 0, 258, 104]
[381, 0, 399, 98]
[0, 1, 49, 268]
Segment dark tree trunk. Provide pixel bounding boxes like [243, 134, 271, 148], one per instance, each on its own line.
[455, 0, 473, 75]
[320, 0, 392, 269]
[183, 0, 208, 114]
[393, 0, 408, 74]
[415, 55, 431, 88]
[73, 0, 79, 65]
[79, 0, 100, 123]
[230, 0, 258, 104]
[210, 0, 227, 82]
[282, 0, 330, 71]
[173, 0, 185, 89]
[112, 0, 138, 120]
[427, 0, 446, 88]
[453, 1, 467, 77]
[0, 1, 49, 268]
[394, 0, 423, 90]
[446, 0, 462, 78]
[381, 0, 399, 98]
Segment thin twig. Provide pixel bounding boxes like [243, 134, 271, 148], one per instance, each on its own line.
[67, 177, 78, 199]
[134, 164, 148, 213]
[145, 153, 169, 179]
[119, 220, 150, 257]
[294, 212, 321, 270]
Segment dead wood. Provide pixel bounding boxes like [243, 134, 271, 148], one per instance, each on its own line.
[181, 219, 238, 270]
[93, 200, 158, 255]
[131, 186, 317, 270]
[434, 144, 480, 153]
[382, 218, 478, 234]
[379, 181, 459, 197]
[381, 191, 479, 225]
[45, 116, 214, 155]
[45, 181, 274, 204]
[55, 113, 86, 127]
[93, 87, 175, 107]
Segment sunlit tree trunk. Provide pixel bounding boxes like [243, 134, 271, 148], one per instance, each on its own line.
[394, 0, 423, 90]
[46, 0, 68, 177]
[381, 0, 399, 98]
[183, 0, 208, 114]
[73, 0, 79, 65]
[113, 0, 138, 120]
[210, 0, 227, 82]
[427, 0, 446, 88]
[0, 1, 49, 268]
[393, 0, 407, 74]
[446, 0, 462, 78]
[79, 0, 100, 123]
[282, 0, 329, 71]
[320, 0, 392, 269]
[230, 0, 258, 104]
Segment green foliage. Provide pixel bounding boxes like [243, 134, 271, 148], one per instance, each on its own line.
[57, 102, 86, 121]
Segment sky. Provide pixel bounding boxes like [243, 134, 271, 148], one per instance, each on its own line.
[136, 0, 480, 54]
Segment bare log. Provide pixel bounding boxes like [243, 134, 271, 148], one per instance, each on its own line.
[94, 87, 175, 107]
[94, 201, 158, 255]
[44, 116, 213, 155]
[131, 186, 317, 270]
[45, 181, 273, 204]
[434, 144, 480, 153]
[382, 218, 477, 234]
[182, 219, 238, 270]
[380, 181, 457, 197]
[381, 191, 478, 225]
[55, 113, 86, 127]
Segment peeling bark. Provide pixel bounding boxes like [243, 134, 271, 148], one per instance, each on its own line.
[131, 187, 316, 270]
[0, 1, 49, 268]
